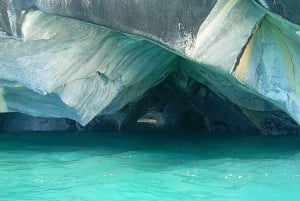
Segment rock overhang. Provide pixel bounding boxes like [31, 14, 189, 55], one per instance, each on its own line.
[0, 0, 300, 134]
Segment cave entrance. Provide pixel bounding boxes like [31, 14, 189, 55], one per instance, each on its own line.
[126, 70, 257, 133]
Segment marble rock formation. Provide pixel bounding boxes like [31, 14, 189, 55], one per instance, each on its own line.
[0, 0, 300, 134]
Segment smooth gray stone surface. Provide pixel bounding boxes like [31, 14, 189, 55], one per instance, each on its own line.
[255, 0, 300, 25]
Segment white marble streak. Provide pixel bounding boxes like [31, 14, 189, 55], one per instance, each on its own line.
[0, 10, 177, 125]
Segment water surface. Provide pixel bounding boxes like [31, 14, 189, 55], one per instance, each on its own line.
[0, 131, 300, 201]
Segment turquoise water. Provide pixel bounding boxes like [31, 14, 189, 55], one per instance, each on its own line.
[1, 131, 300, 201]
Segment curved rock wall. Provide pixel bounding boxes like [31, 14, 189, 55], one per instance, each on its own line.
[0, 10, 177, 125]
[0, 0, 300, 134]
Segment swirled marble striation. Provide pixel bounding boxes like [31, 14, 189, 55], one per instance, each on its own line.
[0, 0, 300, 134]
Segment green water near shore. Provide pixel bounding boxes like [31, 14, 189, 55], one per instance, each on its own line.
[0, 131, 300, 201]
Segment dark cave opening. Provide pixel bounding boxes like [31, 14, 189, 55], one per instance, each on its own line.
[0, 70, 259, 134]
[0, 69, 299, 136]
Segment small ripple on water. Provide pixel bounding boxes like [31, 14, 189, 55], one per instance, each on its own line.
[0, 132, 300, 201]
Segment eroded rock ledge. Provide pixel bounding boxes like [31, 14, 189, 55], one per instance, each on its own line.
[0, 0, 300, 135]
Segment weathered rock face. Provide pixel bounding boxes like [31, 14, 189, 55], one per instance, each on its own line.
[0, 10, 177, 125]
[0, 0, 299, 134]
[255, 0, 300, 25]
